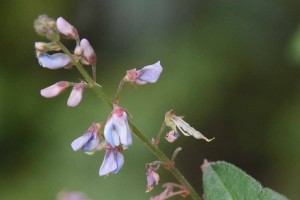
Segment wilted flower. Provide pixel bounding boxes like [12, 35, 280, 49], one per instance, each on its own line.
[165, 130, 180, 143]
[67, 83, 85, 107]
[150, 183, 189, 200]
[104, 105, 132, 147]
[37, 52, 72, 69]
[146, 164, 160, 192]
[165, 110, 214, 142]
[71, 123, 101, 154]
[79, 38, 97, 65]
[56, 17, 79, 40]
[99, 144, 124, 176]
[40, 81, 70, 98]
[34, 15, 59, 41]
[35, 42, 60, 52]
[124, 61, 163, 85]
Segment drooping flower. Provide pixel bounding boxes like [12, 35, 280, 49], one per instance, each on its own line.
[104, 105, 132, 147]
[99, 144, 124, 176]
[124, 61, 163, 85]
[67, 83, 85, 107]
[146, 164, 160, 192]
[37, 52, 72, 69]
[165, 110, 215, 142]
[71, 123, 101, 154]
[40, 81, 70, 98]
[56, 17, 79, 40]
[165, 130, 180, 143]
[79, 38, 97, 65]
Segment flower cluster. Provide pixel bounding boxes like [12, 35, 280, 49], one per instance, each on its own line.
[34, 15, 163, 177]
[34, 15, 214, 199]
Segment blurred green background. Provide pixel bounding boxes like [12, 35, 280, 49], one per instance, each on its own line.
[1, 0, 300, 199]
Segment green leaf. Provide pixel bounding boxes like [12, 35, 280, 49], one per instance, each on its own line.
[203, 161, 288, 200]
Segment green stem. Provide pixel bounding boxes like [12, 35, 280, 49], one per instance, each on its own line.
[57, 41, 202, 200]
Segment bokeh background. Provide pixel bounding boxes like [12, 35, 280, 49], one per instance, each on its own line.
[1, 0, 300, 199]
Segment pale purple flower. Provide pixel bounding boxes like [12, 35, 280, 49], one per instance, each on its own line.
[56, 17, 79, 40]
[125, 61, 163, 85]
[165, 130, 180, 143]
[146, 164, 160, 192]
[37, 53, 72, 69]
[99, 144, 124, 176]
[67, 83, 85, 107]
[104, 105, 132, 147]
[40, 81, 70, 98]
[80, 38, 97, 65]
[71, 123, 101, 153]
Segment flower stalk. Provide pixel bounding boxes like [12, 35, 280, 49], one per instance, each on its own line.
[56, 41, 202, 200]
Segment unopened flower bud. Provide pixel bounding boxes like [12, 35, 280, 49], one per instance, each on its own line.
[80, 38, 97, 65]
[124, 61, 163, 85]
[200, 159, 211, 172]
[74, 46, 84, 57]
[35, 42, 60, 52]
[34, 15, 59, 41]
[56, 17, 79, 40]
[67, 83, 85, 107]
[37, 53, 72, 69]
[40, 81, 70, 98]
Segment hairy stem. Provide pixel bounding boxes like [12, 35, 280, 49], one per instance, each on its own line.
[57, 41, 202, 200]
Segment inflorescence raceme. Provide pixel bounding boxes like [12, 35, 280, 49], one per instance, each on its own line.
[34, 15, 214, 200]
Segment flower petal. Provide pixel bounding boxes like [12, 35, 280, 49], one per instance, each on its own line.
[38, 53, 72, 69]
[104, 119, 116, 147]
[113, 151, 124, 174]
[111, 114, 132, 147]
[40, 81, 69, 98]
[99, 151, 117, 176]
[171, 116, 215, 142]
[71, 134, 91, 151]
[111, 128, 120, 147]
[67, 83, 84, 107]
[135, 61, 163, 84]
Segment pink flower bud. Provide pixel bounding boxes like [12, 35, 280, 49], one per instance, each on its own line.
[67, 83, 85, 107]
[56, 17, 79, 40]
[40, 81, 70, 98]
[80, 38, 97, 65]
[74, 46, 84, 57]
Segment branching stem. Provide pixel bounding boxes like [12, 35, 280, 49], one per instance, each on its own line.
[57, 41, 202, 200]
